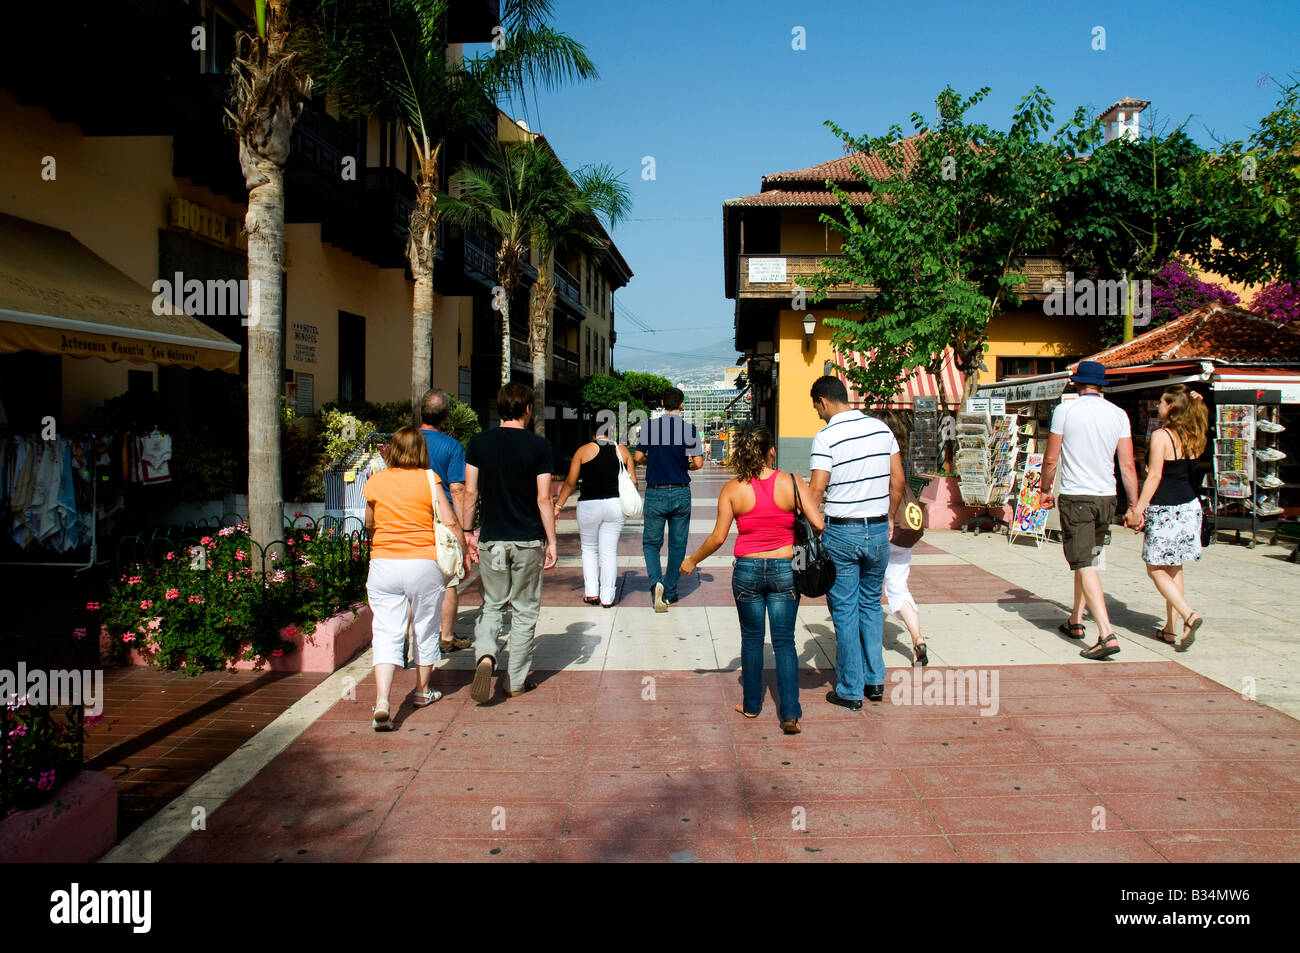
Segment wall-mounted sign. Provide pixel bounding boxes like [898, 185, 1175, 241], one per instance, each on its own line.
[990, 397, 1007, 416]
[168, 197, 248, 251]
[747, 258, 787, 283]
[292, 322, 318, 364]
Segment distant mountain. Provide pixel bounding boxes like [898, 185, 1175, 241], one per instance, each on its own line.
[615, 336, 742, 385]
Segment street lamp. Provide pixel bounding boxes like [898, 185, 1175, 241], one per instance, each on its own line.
[802, 314, 816, 350]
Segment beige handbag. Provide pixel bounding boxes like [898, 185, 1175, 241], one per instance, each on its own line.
[427, 470, 466, 584]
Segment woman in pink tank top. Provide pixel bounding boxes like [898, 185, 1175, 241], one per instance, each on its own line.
[681, 429, 823, 735]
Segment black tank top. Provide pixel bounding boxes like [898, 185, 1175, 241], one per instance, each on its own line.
[1150, 429, 1198, 506]
[579, 441, 620, 501]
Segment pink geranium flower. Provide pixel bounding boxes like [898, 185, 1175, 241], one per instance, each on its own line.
[140, 600, 153, 610]
[85, 601, 100, 611]
[165, 588, 180, 599]
[200, 536, 213, 546]
[72, 627, 87, 639]
[122, 633, 136, 643]
[165, 551, 175, 561]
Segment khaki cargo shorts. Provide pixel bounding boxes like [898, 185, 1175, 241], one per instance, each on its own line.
[1059, 494, 1116, 571]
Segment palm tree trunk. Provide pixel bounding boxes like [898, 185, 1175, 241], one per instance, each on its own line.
[529, 250, 555, 435]
[244, 157, 286, 550]
[231, 0, 304, 550]
[497, 256, 518, 386]
[408, 150, 440, 420]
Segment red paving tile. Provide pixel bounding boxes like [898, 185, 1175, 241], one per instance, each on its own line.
[755, 836, 959, 863]
[949, 832, 1167, 863]
[147, 650, 1294, 868]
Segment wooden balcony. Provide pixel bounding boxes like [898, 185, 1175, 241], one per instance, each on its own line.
[735, 254, 1067, 301]
[554, 262, 582, 308]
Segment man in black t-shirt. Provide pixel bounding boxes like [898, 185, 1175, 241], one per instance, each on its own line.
[464, 382, 558, 703]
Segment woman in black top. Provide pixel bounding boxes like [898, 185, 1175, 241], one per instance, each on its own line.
[554, 432, 637, 606]
[1125, 385, 1208, 650]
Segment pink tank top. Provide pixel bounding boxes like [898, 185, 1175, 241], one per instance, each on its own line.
[734, 471, 796, 557]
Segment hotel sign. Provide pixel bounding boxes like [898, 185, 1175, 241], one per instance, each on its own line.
[168, 197, 248, 251]
[747, 258, 787, 283]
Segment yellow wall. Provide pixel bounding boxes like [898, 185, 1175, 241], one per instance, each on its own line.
[283, 223, 414, 406]
[774, 307, 1104, 441]
[984, 310, 1101, 379]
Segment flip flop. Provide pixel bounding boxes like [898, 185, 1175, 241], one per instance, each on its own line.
[439, 636, 472, 652]
[1176, 616, 1202, 652]
[734, 703, 759, 718]
[1059, 621, 1086, 640]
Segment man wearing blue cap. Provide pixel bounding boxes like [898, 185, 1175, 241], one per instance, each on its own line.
[1040, 360, 1138, 660]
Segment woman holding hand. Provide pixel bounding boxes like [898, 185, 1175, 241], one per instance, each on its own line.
[1124, 385, 1207, 651]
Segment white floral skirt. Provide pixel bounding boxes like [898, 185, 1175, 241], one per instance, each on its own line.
[1142, 499, 1202, 566]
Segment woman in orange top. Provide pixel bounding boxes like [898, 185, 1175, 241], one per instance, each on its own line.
[363, 426, 467, 730]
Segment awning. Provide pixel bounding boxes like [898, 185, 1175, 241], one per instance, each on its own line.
[0, 213, 241, 373]
[833, 347, 965, 410]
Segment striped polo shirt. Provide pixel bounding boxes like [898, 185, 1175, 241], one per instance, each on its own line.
[809, 410, 899, 517]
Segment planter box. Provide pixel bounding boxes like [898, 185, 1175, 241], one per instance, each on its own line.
[100, 604, 373, 675]
[0, 770, 117, 863]
[919, 475, 1014, 530]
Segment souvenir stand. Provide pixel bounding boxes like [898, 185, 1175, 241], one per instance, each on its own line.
[1211, 390, 1283, 548]
[954, 399, 1019, 534]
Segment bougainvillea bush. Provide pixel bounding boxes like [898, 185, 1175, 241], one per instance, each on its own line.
[99, 522, 368, 674]
[1150, 257, 1240, 326]
[1251, 281, 1300, 324]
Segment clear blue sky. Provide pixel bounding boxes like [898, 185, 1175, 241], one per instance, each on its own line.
[478, 0, 1300, 369]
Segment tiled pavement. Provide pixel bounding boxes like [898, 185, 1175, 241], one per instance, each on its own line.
[84, 668, 326, 838]
[106, 466, 1300, 862]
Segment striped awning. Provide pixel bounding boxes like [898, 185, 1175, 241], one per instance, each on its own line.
[832, 347, 965, 410]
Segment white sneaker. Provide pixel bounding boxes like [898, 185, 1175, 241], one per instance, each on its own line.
[652, 582, 668, 613]
[1257, 420, 1286, 433]
[1258, 474, 1285, 489]
[1256, 447, 1286, 462]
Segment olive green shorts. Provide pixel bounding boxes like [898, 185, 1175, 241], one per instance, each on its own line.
[1059, 494, 1116, 571]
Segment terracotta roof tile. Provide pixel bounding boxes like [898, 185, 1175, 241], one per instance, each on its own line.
[722, 189, 872, 208]
[1086, 303, 1300, 367]
[761, 135, 923, 185]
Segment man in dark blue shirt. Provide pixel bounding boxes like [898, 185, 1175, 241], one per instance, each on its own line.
[420, 388, 471, 653]
[634, 387, 704, 611]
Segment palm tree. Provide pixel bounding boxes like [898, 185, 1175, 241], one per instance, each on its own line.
[526, 156, 631, 434]
[438, 140, 561, 386]
[302, 0, 596, 416]
[228, 0, 310, 549]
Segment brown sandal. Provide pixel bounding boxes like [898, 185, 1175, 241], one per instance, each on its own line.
[734, 703, 759, 718]
[1059, 621, 1086, 640]
[1156, 627, 1177, 644]
[781, 718, 801, 735]
[439, 635, 472, 652]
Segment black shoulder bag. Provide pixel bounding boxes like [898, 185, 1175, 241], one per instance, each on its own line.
[791, 473, 835, 597]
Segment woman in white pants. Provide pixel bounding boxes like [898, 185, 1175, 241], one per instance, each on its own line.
[363, 427, 467, 730]
[555, 433, 635, 607]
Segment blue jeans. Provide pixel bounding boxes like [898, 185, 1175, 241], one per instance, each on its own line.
[823, 521, 889, 699]
[732, 557, 802, 720]
[642, 486, 692, 598]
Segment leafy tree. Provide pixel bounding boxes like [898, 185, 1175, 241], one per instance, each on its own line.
[581, 373, 637, 413]
[808, 86, 1098, 404]
[1190, 73, 1300, 285]
[1055, 124, 1219, 339]
[621, 371, 672, 408]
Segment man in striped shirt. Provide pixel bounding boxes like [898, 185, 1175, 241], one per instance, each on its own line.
[807, 376, 904, 709]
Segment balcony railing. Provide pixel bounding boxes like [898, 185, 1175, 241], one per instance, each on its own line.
[555, 346, 580, 377]
[554, 262, 582, 306]
[736, 254, 1067, 300]
[465, 230, 496, 280]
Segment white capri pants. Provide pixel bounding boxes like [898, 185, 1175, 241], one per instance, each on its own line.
[883, 543, 918, 617]
[367, 558, 446, 667]
[577, 496, 625, 604]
